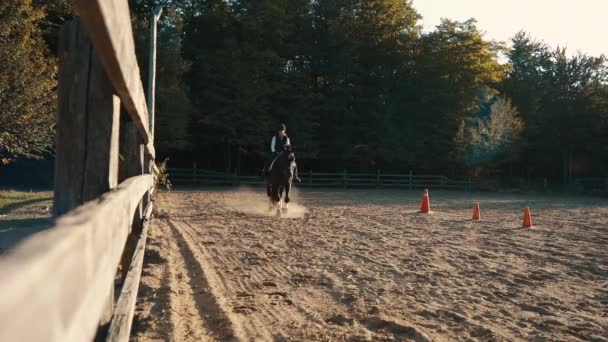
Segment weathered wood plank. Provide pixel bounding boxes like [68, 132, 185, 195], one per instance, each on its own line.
[82, 51, 121, 203]
[106, 202, 154, 342]
[53, 18, 122, 217]
[71, 1, 150, 144]
[53, 19, 91, 216]
[0, 175, 154, 342]
[145, 141, 156, 160]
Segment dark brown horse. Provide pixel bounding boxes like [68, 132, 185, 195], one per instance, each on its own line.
[264, 147, 296, 215]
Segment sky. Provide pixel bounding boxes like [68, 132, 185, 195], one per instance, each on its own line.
[413, 0, 608, 57]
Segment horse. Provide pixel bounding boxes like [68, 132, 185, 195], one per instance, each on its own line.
[264, 146, 296, 216]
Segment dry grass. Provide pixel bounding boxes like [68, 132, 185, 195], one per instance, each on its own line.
[0, 189, 53, 253]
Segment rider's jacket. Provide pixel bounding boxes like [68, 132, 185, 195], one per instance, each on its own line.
[271, 134, 290, 154]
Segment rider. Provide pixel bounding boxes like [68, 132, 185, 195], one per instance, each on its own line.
[264, 124, 300, 182]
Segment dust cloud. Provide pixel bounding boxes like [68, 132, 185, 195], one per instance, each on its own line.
[223, 186, 307, 219]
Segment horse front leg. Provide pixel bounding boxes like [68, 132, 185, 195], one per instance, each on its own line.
[272, 185, 280, 204]
[284, 181, 291, 206]
[266, 182, 274, 212]
[279, 181, 290, 215]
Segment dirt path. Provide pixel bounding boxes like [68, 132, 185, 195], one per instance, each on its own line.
[132, 188, 608, 341]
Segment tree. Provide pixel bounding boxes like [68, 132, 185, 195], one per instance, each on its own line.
[118, 1, 608, 179]
[130, 2, 193, 154]
[503, 31, 608, 182]
[540, 49, 606, 183]
[32, 0, 76, 55]
[415, 19, 506, 168]
[0, 0, 57, 164]
[464, 96, 523, 172]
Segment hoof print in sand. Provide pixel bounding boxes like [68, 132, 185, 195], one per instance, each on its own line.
[325, 314, 355, 327]
[234, 292, 256, 315]
[520, 303, 555, 316]
[469, 326, 495, 338]
[267, 292, 293, 306]
[364, 316, 430, 342]
[236, 292, 255, 299]
[262, 281, 278, 288]
[233, 305, 257, 315]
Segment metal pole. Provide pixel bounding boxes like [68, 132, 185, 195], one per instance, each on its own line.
[147, 6, 163, 138]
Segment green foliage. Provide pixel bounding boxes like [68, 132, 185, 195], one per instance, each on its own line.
[464, 96, 524, 167]
[414, 19, 507, 167]
[32, 0, 76, 54]
[154, 158, 172, 190]
[0, 0, 57, 163]
[502, 32, 608, 181]
[129, 1, 605, 180]
[131, 2, 193, 153]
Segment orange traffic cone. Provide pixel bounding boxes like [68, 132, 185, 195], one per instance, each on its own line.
[523, 207, 533, 228]
[472, 202, 480, 220]
[419, 189, 431, 213]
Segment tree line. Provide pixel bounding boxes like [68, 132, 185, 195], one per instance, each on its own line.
[2, 0, 607, 185]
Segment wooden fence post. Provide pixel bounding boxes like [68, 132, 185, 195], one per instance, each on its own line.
[54, 18, 121, 217]
[309, 170, 313, 185]
[409, 170, 413, 190]
[193, 162, 197, 184]
[53, 17, 121, 335]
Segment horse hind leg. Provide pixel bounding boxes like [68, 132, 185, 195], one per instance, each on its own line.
[277, 183, 288, 215]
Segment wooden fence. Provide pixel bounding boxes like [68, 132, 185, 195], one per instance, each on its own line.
[168, 168, 478, 191]
[0, 2, 155, 341]
[574, 177, 608, 193]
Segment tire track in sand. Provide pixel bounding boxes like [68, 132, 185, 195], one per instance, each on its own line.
[132, 218, 213, 342]
[177, 218, 313, 341]
[166, 219, 243, 341]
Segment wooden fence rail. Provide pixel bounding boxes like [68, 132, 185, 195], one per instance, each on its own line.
[0, 2, 155, 341]
[0, 175, 153, 342]
[168, 168, 477, 191]
[574, 177, 608, 192]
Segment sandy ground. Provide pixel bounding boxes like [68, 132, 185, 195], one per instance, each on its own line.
[132, 188, 608, 341]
